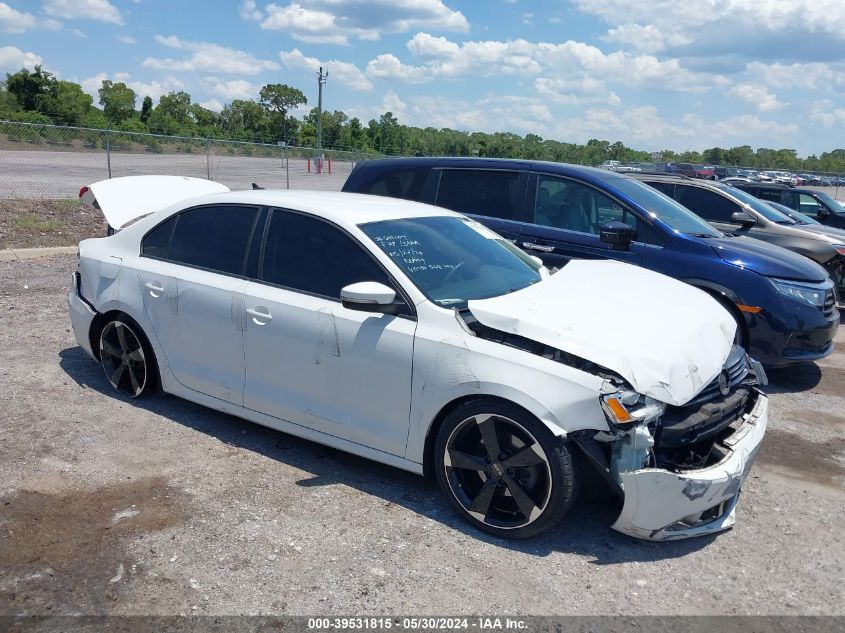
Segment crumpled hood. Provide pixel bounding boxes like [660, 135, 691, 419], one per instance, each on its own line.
[467, 259, 736, 406]
[708, 235, 827, 282]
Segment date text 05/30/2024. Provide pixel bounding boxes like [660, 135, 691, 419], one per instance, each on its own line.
[307, 618, 528, 630]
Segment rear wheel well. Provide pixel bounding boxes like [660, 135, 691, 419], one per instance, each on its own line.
[422, 395, 553, 478]
[89, 310, 160, 389]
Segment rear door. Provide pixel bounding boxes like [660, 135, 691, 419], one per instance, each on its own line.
[520, 172, 645, 268]
[136, 204, 261, 404]
[430, 167, 528, 242]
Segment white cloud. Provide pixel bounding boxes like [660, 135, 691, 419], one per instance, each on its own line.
[143, 35, 280, 75]
[602, 23, 692, 54]
[43, 0, 123, 25]
[71, 27, 86, 37]
[367, 33, 724, 95]
[81, 72, 184, 103]
[259, 0, 468, 45]
[205, 78, 259, 101]
[535, 77, 621, 106]
[0, 2, 36, 32]
[116, 34, 136, 44]
[574, 0, 845, 53]
[728, 82, 785, 111]
[200, 99, 225, 112]
[280, 48, 373, 91]
[745, 61, 845, 92]
[239, 0, 263, 20]
[382, 90, 406, 118]
[366, 54, 431, 84]
[0, 46, 42, 71]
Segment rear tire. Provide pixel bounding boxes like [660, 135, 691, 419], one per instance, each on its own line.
[98, 317, 157, 398]
[434, 399, 579, 539]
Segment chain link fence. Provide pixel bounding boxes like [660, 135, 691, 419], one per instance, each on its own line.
[0, 121, 382, 199]
[3, 121, 844, 201]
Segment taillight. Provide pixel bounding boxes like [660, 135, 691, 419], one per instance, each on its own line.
[79, 185, 89, 198]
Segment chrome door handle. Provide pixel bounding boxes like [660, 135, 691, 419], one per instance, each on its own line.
[522, 242, 554, 253]
[246, 307, 272, 324]
[144, 281, 164, 296]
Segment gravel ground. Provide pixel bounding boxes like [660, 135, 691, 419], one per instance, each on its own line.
[0, 254, 843, 616]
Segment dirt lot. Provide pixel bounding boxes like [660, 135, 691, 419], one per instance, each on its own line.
[0, 200, 105, 250]
[0, 254, 843, 616]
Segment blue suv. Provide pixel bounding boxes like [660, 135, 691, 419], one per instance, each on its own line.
[343, 158, 839, 366]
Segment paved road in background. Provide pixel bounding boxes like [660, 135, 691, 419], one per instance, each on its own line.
[3, 148, 843, 201]
[0, 149, 352, 198]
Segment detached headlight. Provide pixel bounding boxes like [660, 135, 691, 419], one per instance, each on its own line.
[600, 386, 666, 429]
[770, 278, 828, 307]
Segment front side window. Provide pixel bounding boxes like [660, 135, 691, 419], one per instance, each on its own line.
[606, 177, 723, 237]
[533, 174, 640, 236]
[262, 209, 395, 301]
[435, 169, 522, 220]
[147, 205, 259, 276]
[361, 216, 541, 308]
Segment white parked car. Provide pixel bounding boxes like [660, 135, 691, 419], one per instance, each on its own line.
[69, 176, 768, 541]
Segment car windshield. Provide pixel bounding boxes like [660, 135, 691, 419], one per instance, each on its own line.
[719, 184, 796, 223]
[607, 177, 723, 237]
[812, 191, 845, 214]
[360, 216, 542, 308]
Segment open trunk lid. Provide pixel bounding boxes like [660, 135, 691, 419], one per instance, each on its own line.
[79, 175, 230, 231]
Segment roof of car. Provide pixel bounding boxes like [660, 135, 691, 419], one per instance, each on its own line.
[352, 156, 615, 181]
[184, 189, 457, 226]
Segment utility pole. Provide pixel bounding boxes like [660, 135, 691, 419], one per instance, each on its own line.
[316, 66, 328, 151]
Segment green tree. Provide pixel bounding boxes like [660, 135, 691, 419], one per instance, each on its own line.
[41, 80, 93, 126]
[139, 96, 153, 123]
[98, 80, 136, 124]
[5, 65, 54, 112]
[259, 83, 306, 142]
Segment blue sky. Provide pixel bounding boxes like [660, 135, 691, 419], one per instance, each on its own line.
[2, 0, 845, 155]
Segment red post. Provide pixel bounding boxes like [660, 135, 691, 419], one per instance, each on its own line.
[307, 158, 311, 174]
[328, 158, 332, 174]
[317, 158, 322, 175]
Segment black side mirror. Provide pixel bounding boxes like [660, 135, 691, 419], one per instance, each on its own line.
[599, 221, 636, 251]
[730, 211, 756, 227]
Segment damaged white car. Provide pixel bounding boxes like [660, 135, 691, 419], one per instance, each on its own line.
[69, 176, 769, 541]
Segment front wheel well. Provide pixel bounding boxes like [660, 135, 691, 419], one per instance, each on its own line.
[698, 287, 749, 350]
[422, 394, 552, 478]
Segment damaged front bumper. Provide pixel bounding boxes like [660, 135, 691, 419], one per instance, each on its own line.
[611, 389, 768, 541]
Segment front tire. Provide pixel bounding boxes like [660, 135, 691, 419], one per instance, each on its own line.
[434, 399, 579, 539]
[98, 317, 156, 398]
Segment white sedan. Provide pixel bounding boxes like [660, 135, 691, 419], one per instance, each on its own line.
[69, 176, 768, 540]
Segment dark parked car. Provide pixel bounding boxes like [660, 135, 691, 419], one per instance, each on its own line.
[731, 183, 845, 229]
[632, 174, 845, 301]
[343, 158, 838, 366]
[670, 163, 715, 179]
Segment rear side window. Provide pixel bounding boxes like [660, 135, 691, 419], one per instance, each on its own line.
[673, 185, 741, 222]
[435, 169, 522, 220]
[141, 216, 176, 258]
[362, 168, 430, 201]
[262, 209, 396, 302]
[755, 188, 782, 203]
[646, 181, 675, 197]
[166, 205, 260, 276]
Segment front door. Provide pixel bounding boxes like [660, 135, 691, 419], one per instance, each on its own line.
[520, 173, 645, 268]
[242, 209, 416, 457]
